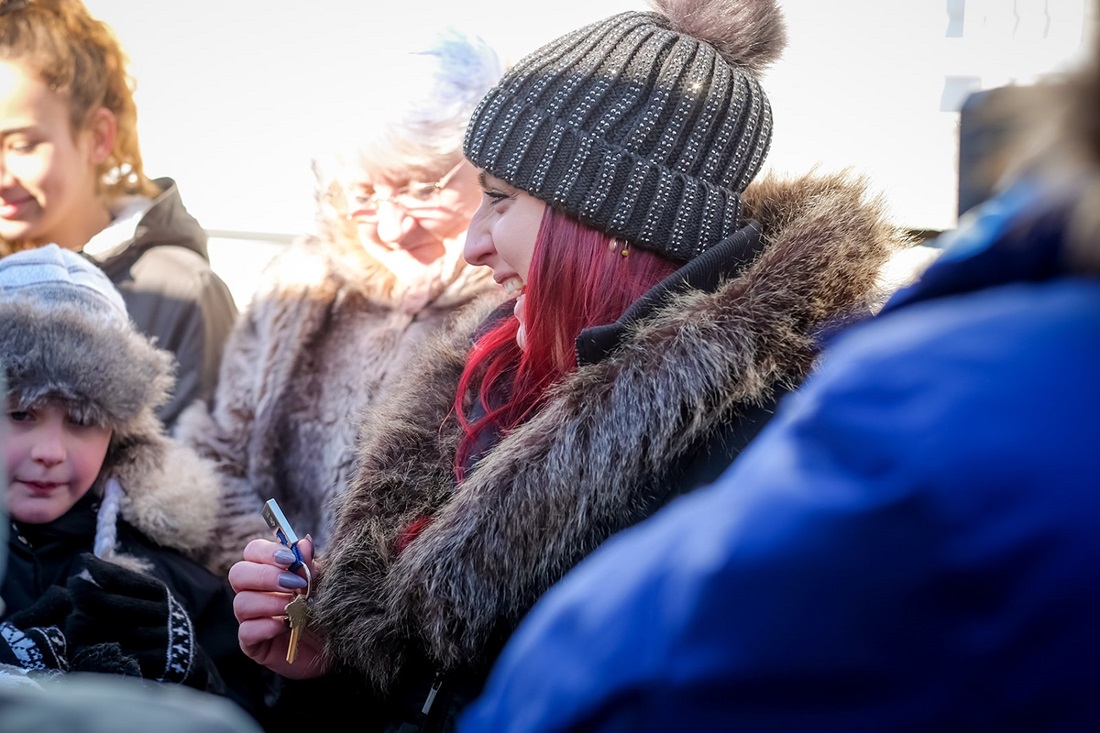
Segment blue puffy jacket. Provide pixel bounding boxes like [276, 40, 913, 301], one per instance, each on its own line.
[460, 183, 1100, 733]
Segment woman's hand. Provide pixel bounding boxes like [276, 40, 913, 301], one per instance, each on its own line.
[229, 537, 332, 679]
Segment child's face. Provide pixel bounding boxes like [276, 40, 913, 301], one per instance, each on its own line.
[0, 58, 110, 247]
[5, 403, 111, 524]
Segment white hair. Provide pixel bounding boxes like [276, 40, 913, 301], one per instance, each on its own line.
[319, 26, 506, 188]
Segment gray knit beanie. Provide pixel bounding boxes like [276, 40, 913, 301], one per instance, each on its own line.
[464, 0, 787, 262]
[0, 243, 128, 324]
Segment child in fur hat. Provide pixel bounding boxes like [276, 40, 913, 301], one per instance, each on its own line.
[0, 245, 274, 727]
[0, 368, 264, 729]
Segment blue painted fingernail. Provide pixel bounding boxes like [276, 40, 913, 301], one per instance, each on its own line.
[277, 572, 307, 590]
[274, 550, 297, 566]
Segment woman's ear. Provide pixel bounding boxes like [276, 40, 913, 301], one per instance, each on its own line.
[86, 107, 117, 165]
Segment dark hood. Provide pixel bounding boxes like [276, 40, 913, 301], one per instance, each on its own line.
[91, 178, 209, 279]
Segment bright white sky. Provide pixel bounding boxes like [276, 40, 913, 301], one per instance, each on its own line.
[86, 0, 1091, 238]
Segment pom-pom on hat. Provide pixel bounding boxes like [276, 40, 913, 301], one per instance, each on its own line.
[463, 0, 787, 262]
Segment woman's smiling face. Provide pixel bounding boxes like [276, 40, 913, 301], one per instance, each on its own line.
[462, 171, 546, 350]
[462, 171, 546, 294]
[0, 58, 110, 249]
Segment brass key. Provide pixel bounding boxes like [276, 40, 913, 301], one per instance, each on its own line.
[262, 499, 313, 665]
[285, 593, 311, 664]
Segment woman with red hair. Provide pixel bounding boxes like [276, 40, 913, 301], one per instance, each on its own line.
[229, 0, 930, 730]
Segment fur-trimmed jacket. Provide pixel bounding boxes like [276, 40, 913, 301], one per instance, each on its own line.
[300, 172, 932, 729]
[3, 449, 273, 726]
[1, 283, 274, 728]
[175, 228, 495, 573]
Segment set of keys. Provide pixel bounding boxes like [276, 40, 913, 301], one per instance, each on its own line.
[262, 499, 312, 664]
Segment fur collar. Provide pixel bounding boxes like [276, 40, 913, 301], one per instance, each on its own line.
[259, 229, 492, 309]
[315, 171, 908, 688]
[235, 235, 493, 448]
[94, 421, 224, 573]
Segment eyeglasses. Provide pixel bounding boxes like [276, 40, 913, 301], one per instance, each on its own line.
[349, 161, 465, 221]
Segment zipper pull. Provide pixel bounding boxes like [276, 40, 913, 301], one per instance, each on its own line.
[421, 674, 443, 715]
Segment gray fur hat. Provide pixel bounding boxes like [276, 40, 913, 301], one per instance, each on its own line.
[463, 0, 787, 262]
[0, 245, 220, 569]
[0, 244, 174, 438]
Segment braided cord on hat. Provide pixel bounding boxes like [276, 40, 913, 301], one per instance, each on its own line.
[93, 477, 124, 560]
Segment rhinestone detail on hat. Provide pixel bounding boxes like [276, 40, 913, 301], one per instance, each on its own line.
[463, 9, 773, 261]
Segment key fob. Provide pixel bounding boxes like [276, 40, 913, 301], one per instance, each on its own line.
[262, 498, 309, 577]
[262, 498, 301, 548]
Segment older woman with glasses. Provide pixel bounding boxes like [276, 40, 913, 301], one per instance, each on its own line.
[175, 26, 505, 574]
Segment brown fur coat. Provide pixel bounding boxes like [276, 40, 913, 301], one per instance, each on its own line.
[175, 231, 495, 575]
[314, 171, 926, 690]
